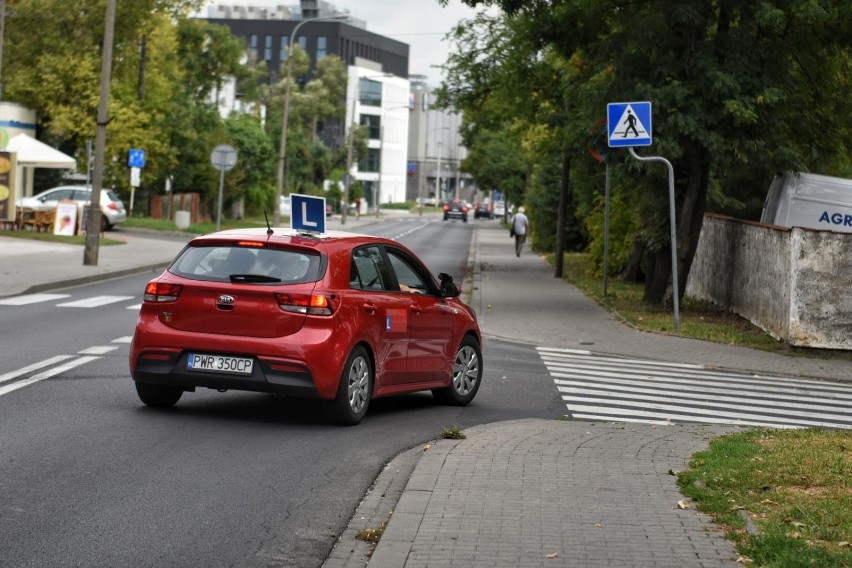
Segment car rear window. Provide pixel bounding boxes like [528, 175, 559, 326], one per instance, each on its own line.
[170, 245, 322, 284]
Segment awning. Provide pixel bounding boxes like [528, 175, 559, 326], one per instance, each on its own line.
[4, 133, 76, 169]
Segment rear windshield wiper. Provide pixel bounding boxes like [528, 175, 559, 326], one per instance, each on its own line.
[229, 274, 282, 283]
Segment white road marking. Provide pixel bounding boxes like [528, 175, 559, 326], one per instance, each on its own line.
[78, 346, 120, 355]
[0, 356, 101, 397]
[0, 293, 71, 305]
[539, 347, 852, 429]
[112, 336, 133, 344]
[0, 355, 75, 385]
[56, 295, 135, 308]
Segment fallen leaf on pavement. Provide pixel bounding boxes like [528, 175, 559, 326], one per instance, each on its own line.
[546, 552, 559, 559]
[422, 444, 432, 451]
[677, 499, 690, 509]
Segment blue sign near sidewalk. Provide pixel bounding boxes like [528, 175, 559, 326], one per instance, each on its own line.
[607, 102, 652, 147]
[128, 148, 145, 168]
[290, 194, 326, 234]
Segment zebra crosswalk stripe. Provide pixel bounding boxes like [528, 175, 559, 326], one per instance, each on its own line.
[56, 295, 136, 308]
[538, 347, 852, 429]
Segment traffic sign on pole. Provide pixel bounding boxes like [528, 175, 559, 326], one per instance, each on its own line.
[210, 144, 238, 231]
[128, 148, 145, 168]
[607, 102, 652, 147]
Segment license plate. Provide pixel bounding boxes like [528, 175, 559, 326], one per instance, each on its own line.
[186, 353, 254, 375]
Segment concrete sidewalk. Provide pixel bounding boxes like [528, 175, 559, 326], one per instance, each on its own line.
[3, 213, 850, 567]
[325, 220, 851, 568]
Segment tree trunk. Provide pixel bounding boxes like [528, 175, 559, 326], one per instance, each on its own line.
[642, 145, 711, 308]
[554, 152, 570, 278]
[619, 237, 646, 283]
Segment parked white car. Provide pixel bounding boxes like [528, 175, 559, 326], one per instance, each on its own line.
[16, 185, 127, 230]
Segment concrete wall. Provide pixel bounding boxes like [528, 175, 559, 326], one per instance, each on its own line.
[686, 214, 851, 350]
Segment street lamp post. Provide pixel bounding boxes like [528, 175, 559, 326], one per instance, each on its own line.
[274, 14, 347, 226]
[424, 125, 449, 209]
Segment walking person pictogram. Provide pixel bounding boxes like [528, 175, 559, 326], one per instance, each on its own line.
[623, 110, 639, 137]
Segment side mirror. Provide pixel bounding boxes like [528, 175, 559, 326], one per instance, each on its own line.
[438, 272, 460, 298]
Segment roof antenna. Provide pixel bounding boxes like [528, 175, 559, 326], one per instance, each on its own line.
[264, 211, 273, 237]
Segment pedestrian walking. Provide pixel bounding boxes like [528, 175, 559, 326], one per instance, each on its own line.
[510, 206, 530, 257]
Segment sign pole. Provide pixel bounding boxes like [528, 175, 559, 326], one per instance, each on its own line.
[607, 100, 679, 332]
[628, 147, 680, 333]
[603, 160, 611, 296]
[210, 144, 237, 232]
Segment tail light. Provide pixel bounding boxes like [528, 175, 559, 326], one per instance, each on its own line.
[443, 204, 450, 211]
[105, 203, 118, 211]
[143, 281, 182, 302]
[274, 292, 336, 316]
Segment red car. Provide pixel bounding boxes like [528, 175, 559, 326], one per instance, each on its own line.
[129, 228, 482, 425]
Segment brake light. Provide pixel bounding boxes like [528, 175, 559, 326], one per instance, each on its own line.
[443, 204, 450, 211]
[143, 281, 182, 302]
[274, 292, 336, 316]
[105, 203, 118, 211]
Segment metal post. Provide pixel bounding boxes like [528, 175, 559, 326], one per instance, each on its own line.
[376, 124, 383, 217]
[274, 15, 347, 227]
[628, 147, 680, 333]
[418, 142, 426, 216]
[216, 165, 225, 231]
[436, 142, 442, 202]
[84, 0, 116, 266]
[603, 160, 611, 296]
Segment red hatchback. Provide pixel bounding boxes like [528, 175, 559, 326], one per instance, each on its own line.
[129, 228, 482, 425]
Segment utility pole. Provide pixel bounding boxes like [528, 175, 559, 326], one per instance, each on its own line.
[84, 0, 116, 266]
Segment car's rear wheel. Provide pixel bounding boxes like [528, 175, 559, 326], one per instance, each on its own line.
[328, 346, 372, 425]
[433, 335, 481, 405]
[135, 381, 183, 407]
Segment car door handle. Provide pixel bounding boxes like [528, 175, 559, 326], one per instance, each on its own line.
[409, 304, 421, 315]
[362, 302, 377, 315]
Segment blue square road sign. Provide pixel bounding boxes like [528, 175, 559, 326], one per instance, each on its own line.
[128, 148, 145, 168]
[290, 194, 326, 234]
[607, 102, 652, 147]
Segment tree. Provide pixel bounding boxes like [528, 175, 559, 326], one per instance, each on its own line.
[440, 0, 852, 308]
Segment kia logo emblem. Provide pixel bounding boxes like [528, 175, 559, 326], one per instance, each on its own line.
[217, 295, 235, 305]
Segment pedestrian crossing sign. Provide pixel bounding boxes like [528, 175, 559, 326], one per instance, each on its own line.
[607, 102, 652, 147]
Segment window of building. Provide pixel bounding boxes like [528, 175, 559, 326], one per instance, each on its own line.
[360, 114, 381, 140]
[317, 36, 327, 60]
[264, 35, 272, 61]
[249, 34, 258, 61]
[280, 35, 289, 60]
[358, 148, 380, 172]
[359, 80, 382, 107]
[298, 36, 307, 51]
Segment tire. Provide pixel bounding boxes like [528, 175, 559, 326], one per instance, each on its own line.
[433, 335, 482, 405]
[135, 381, 183, 407]
[327, 346, 372, 425]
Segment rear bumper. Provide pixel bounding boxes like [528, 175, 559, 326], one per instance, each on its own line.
[130, 317, 351, 399]
[132, 349, 321, 398]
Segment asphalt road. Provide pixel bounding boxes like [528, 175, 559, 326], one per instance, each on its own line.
[0, 218, 562, 567]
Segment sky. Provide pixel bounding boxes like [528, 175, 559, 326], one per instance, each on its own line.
[200, 1, 496, 87]
[334, 0, 492, 87]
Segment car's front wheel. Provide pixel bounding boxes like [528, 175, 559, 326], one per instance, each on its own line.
[327, 346, 372, 425]
[433, 335, 482, 405]
[135, 381, 183, 407]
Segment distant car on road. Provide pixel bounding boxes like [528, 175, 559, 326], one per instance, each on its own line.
[16, 185, 126, 230]
[493, 201, 506, 218]
[473, 203, 493, 220]
[442, 199, 469, 222]
[129, 228, 483, 425]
